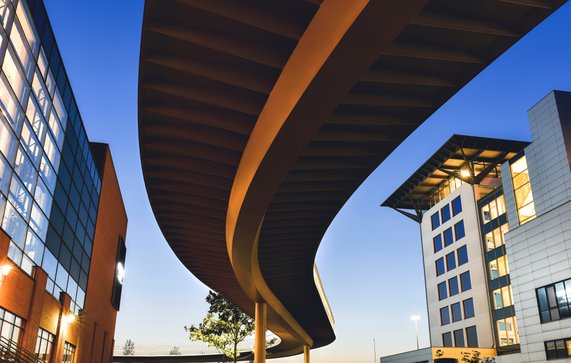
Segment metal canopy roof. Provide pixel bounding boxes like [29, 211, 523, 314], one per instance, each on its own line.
[138, 0, 566, 357]
[382, 135, 530, 210]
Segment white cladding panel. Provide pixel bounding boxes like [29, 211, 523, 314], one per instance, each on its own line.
[420, 183, 494, 348]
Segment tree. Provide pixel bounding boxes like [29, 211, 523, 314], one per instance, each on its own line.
[168, 346, 181, 355]
[460, 351, 495, 363]
[123, 339, 135, 355]
[186, 291, 273, 363]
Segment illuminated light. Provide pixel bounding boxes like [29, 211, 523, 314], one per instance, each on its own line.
[117, 262, 125, 285]
[460, 168, 471, 178]
[63, 313, 75, 325]
[411, 315, 420, 322]
[0, 264, 12, 277]
[0, 264, 12, 285]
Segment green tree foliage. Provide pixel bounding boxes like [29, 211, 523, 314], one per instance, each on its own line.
[186, 291, 255, 363]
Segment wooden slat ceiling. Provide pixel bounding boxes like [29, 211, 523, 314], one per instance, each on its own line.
[139, 0, 565, 356]
[382, 135, 531, 210]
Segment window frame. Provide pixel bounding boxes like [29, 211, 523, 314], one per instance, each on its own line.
[451, 302, 462, 322]
[452, 196, 462, 216]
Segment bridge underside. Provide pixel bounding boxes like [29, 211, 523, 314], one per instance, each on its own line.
[138, 0, 566, 357]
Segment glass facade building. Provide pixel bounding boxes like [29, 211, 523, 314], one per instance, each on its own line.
[477, 187, 519, 352]
[0, 0, 101, 314]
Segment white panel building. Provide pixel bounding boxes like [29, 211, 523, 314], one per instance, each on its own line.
[381, 90, 571, 362]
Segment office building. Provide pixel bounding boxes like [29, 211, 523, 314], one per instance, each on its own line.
[0, 0, 127, 362]
[382, 90, 571, 362]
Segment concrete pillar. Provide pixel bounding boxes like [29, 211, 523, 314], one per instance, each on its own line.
[51, 292, 71, 363]
[21, 267, 48, 353]
[304, 345, 310, 363]
[254, 302, 267, 363]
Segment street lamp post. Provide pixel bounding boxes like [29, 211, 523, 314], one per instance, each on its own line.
[411, 315, 420, 350]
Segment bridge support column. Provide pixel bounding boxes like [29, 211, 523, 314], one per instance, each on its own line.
[304, 345, 310, 363]
[254, 302, 267, 363]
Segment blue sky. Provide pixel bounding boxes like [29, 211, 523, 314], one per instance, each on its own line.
[43, 1, 571, 362]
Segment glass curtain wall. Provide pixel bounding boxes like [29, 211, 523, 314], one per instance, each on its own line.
[478, 188, 520, 353]
[0, 0, 101, 314]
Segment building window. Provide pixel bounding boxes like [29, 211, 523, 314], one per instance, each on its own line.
[457, 245, 468, 266]
[443, 228, 454, 247]
[510, 156, 536, 224]
[0, 308, 24, 343]
[452, 196, 462, 216]
[438, 282, 447, 301]
[496, 317, 519, 347]
[436, 258, 445, 277]
[537, 279, 571, 323]
[433, 234, 443, 253]
[442, 332, 453, 347]
[431, 177, 464, 206]
[463, 298, 475, 319]
[489, 256, 509, 280]
[493, 286, 513, 310]
[441, 204, 451, 224]
[480, 195, 506, 223]
[431, 212, 440, 230]
[484, 224, 509, 252]
[449, 276, 459, 296]
[0, 0, 101, 316]
[440, 307, 450, 326]
[446, 252, 456, 271]
[454, 220, 465, 240]
[451, 302, 462, 322]
[545, 338, 571, 360]
[454, 329, 465, 347]
[63, 341, 76, 363]
[35, 328, 54, 362]
[460, 271, 471, 292]
[466, 326, 479, 348]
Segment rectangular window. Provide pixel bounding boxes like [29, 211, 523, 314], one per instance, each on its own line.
[545, 338, 571, 360]
[466, 326, 479, 348]
[63, 341, 76, 363]
[481, 204, 491, 223]
[0, 307, 24, 344]
[489, 256, 509, 280]
[436, 258, 445, 277]
[35, 328, 54, 362]
[493, 286, 513, 310]
[431, 212, 440, 230]
[440, 307, 450, 325]
[446, 252, 456, 271]
[454, 329, 465, 347]
[451, 302, 462, 322]
[452, 196, 462, 216]
[481, 195, 507, 224]
[460, 271, 471, 292]
[433, 234, 443, 253]
[497, 195, 506, 216]
[510, 156, 536, 224]
[443, 228, 454, 247]
[485, 224, 508, 252]
[496, 317, 519, 347]
[442, 332, 453, 347]
[454, 220, 465, 240]
[537, 279, 571, 323]
[463, 298, 475, 319]
[441, 204, 451, 223]
[438, 282, 448, 301]
[457, 245, 468, 266]
[449, 276, 459, 296]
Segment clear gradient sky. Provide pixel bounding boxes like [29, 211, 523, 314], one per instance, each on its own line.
[42, 1, 571, 362]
